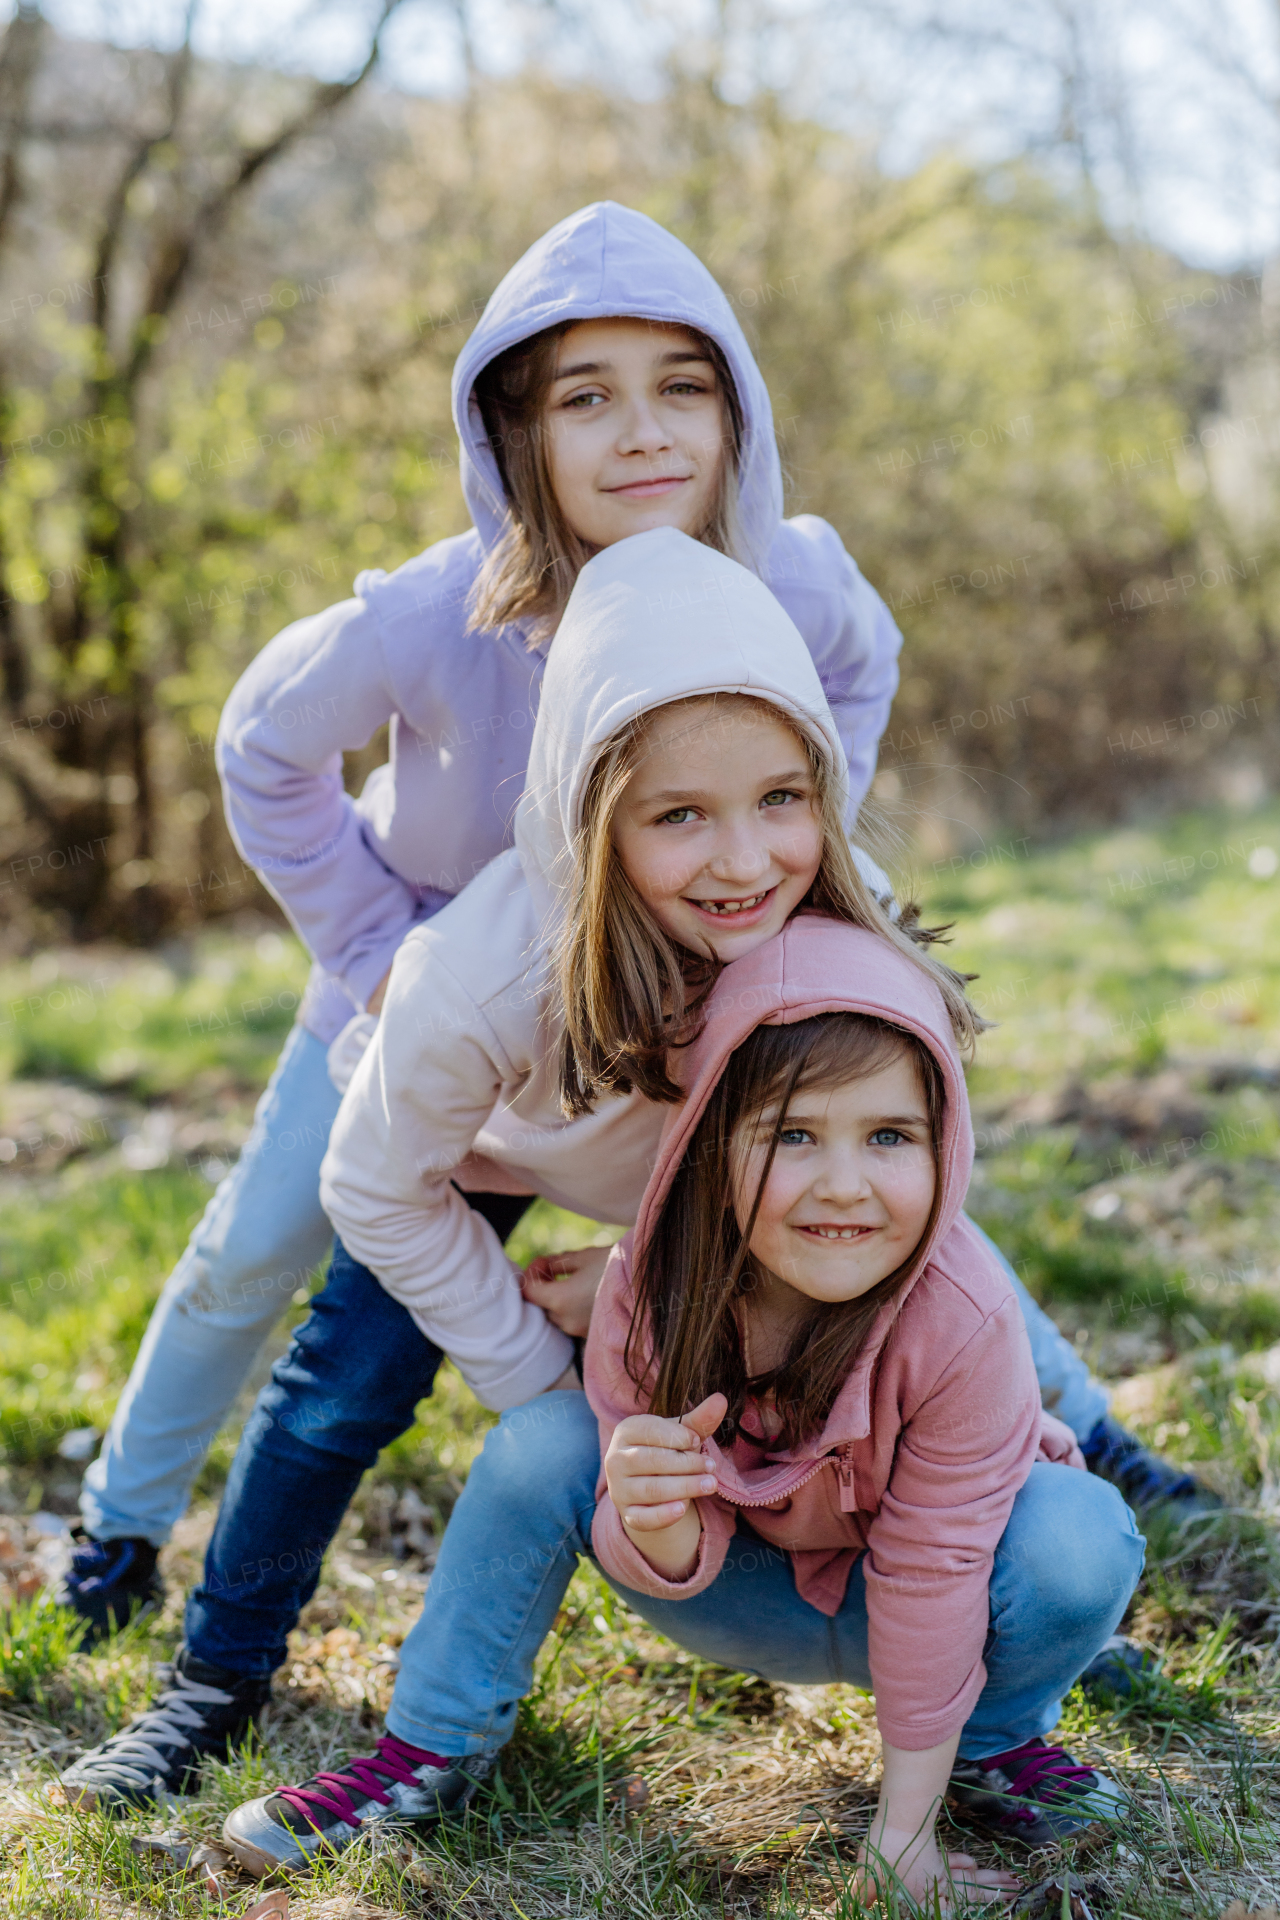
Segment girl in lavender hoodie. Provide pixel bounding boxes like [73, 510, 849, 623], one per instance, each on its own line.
[69, 199, 919, 1624]
[66, 204, 1180, 1643]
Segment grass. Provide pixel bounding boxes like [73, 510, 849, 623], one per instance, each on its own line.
[2, 801, 1280, 1914]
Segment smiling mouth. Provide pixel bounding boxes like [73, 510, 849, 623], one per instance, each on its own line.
[689, 889, 771, 917]
[606, 475, 692, 495]
[796, 1224, 875, 1241]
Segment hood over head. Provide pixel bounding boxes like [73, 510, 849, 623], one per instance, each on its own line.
[513, 528, 847, 930]
[451, 201, 782, 563]
[636, 915, 974, 1304]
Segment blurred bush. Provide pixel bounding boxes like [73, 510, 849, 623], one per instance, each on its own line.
[0, 15, 1274, 942]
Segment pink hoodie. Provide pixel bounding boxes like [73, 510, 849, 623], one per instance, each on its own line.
[585, 915, 1083, 1750]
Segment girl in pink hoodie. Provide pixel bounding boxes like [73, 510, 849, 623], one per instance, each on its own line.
[219, 911, 1143, 1900]
[588, 916, 1143, 1899]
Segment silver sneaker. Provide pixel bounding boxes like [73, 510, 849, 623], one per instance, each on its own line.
[222, 1733, 493, 1877]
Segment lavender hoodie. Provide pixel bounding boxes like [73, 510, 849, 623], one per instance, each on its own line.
[586, 917, 1084, 1749]
[215, 201, 902, 1042]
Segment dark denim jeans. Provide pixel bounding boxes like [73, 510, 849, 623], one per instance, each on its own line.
[184, 1199, 531, 1676]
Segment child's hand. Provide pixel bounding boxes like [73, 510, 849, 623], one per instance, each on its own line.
[604, 1394, 727, 1532]
[520, 1245, 612, 1337]
[857, 1831, 1020, 1908]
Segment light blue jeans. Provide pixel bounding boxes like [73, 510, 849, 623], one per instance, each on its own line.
[81, 1023, 1106, 1546]
[387, 1392, 1144, 1762]
[81, 1026, 343, 1544]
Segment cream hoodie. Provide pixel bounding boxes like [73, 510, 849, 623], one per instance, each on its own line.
[319, 527, 852, 1409]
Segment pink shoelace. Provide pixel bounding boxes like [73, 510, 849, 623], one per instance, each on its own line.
[277, 1732, 449, 1828]
[979, 1738, 1096, 1825]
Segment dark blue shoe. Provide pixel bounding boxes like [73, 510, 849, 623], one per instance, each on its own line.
[1080, 1415, 1221, 1513]
[60, 1528, 163, 1641]
[1078, 1634, 1159, 1698]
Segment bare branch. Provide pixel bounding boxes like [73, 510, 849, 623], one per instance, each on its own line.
[0, 4, 47, 257]
[125, 0, 403, 387]
[91, 3, 198, 336]
[0, 744, 60, 827]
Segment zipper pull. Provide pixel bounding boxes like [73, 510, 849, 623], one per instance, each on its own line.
[834, 1445, 858, 1512]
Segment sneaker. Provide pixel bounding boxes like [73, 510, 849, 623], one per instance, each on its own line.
[947, 1737, 1129, 1847]
[60, 1528, 163, 1641]
[222, 1732, 493, 1877]
[1078, 1633, 1159, 1699]
[1080, 1415, 1221, 1513]
[60, 1645, 271, 1813]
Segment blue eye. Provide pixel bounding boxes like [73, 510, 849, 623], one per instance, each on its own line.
[871, 1128, 905, 1147]
[778, 1127, 814, 1146]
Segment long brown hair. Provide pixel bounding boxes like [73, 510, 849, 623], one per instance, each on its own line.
[628, 1012, 946, 1449]
[554, 692, 981, 1117]
[468, 320, 746, 640]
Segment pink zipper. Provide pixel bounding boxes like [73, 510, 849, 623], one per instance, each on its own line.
[719, 1443, 856, 1509]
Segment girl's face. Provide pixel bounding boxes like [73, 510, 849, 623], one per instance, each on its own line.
[733, 1051, 937, 1309]
[612, 702, 823, 964]
[544, 318, 727, 549]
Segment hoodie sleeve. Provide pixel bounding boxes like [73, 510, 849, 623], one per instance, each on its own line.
[861, 1290, 1040, 1750]
[584, 1244, 736, 1599]
[767, 516, 902, 818]
[215, 596, 419, 1013]
[319, 923, 573, 1410]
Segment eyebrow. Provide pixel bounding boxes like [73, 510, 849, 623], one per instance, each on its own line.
[771, 1110, 930, 1130]
[634, 764, 812, 807]
[552, 349, 713, 381]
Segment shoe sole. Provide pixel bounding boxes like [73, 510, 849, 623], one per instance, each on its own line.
[58, 1781, 159, 1816]
[222, 1830, 287, 1880]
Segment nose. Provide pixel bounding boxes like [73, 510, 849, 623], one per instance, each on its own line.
[705, 816, 770, 884]
[616, 392, 674, 461]
[811, 1149, 874, 1208]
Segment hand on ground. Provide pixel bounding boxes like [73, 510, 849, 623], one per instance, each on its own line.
[857, 1834, 1020, 1909]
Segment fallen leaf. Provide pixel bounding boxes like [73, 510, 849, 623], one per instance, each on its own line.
[129, 1832, 193, 1872]
[238, 1894, 289, 1920]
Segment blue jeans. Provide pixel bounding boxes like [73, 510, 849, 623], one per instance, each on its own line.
[184, 1234, 1108, 1678]
[385, 1392, 1144, 1762]
[184, 1227, 526, 1674]
[83, 1026, 343, 1545]
[977, 1226, 1107, 1439]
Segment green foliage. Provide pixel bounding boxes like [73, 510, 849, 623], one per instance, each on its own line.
[0, 934, 308, 1095]
[0, 1593, 87, 1706]
[2, 54, 1273, 940]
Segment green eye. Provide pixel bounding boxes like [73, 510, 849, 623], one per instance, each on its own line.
[761, 790, 795, 808]
[660, 807, 697, 825]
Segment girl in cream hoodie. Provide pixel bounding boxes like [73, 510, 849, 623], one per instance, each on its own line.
[59, 527, 981, 1819]
[315, 527, 970, 1401]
